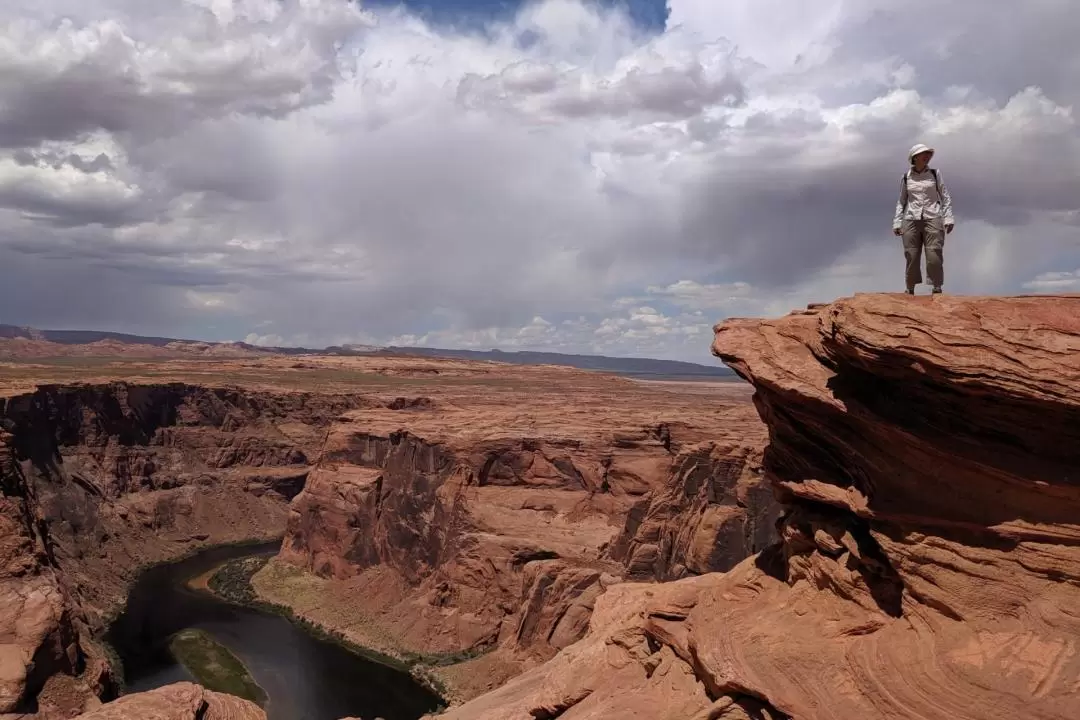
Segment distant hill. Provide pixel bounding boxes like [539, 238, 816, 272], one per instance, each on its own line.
[0, 324, 733, 379]
[0, 324, 301, 354]
[376, 347, 735, 380]
[0, 325, 182, 347]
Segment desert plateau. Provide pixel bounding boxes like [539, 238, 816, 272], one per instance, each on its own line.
[0, 328, 774, 719]
[2, 293, 1079, 720]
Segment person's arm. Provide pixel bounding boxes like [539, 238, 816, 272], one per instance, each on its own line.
[892, 174, 908, 233]
[939, 171, 954, 231]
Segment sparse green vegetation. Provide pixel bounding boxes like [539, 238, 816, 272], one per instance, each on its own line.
[167, 629, 266, 705]
[98, 537, 283, 695]
[207, 555, 468, 705]
[208, 555, 268, 604]
[209, 556, 415, 671]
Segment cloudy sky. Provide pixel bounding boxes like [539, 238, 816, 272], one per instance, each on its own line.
[2, 0, 1079, 362]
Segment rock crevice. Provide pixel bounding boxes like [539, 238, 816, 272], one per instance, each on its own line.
[439, 294, 1080, 720]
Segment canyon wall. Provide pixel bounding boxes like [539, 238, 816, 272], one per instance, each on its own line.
[438, 293, 1080, 720]
[274, 388, 777, 682]
[0, 366, 777, 715]
[0, 383, 358, 716]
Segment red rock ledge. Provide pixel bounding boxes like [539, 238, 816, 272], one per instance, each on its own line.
[436, 293, 1080, 720]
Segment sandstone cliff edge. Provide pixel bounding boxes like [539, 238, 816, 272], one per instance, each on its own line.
[0, 356, 773, 717]
[437, 293, 1080, 720]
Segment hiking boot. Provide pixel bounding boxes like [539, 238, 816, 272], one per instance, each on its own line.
[931, 286, 942, 294]
[905, 287, 915, 295]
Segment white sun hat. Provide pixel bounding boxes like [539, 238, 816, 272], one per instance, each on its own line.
[908, 143, 935, 162]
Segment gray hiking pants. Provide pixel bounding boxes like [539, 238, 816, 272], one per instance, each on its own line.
[901, 218, 944, 290]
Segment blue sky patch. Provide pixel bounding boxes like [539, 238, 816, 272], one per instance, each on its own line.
[364, 0, 670, 33]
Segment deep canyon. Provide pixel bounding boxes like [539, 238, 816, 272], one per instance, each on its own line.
[3, 293, 1078, 719]
[107, 542, 441, 720]
[0, 351, 773, 718]
[440, 293, 1080, 719]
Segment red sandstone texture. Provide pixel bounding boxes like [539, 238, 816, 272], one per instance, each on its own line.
[69, 682, 264, 720]
[263, 367, 773, 698]
[0, 354, 770, 715]
[0, 381, 365, 716]
[438, 293, 1080, 720]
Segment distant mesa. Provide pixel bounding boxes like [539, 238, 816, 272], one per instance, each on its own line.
[0, 323, 734, 379]
[381, 346, 736, 379]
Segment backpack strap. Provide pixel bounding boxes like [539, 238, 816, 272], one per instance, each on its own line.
[902, 169, 943, 211]
[930, 168, 942, 198]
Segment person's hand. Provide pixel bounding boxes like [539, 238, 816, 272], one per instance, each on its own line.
[893, 227, 902, 236]
[945, 222, 955, 234]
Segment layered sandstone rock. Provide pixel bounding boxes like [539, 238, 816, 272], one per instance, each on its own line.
[70, 682, 265, 720]
[0, 384, 358, 715]
[0, 356, 774, 713]
[439, 293, 1080, 720]
[0, 425, 98, 718]
[607, 441, 774, 581]
[267, 373, 774, 699]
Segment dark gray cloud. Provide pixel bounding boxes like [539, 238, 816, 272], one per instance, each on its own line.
[133, 120, 283, 203]
[0, 0, 1077, 359]
[0, 188, 142, 228]
[665, 90, 1080, 287]
[832, 0, 1080, 105]
[0, 248, 191, 332]
[11, 149, 113, 173]
[651, 0, 1080, 290]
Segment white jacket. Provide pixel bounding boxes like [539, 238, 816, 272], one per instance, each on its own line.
[892, 168, 954, 230]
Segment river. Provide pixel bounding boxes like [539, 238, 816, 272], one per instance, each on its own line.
[105, 542, 442, 720]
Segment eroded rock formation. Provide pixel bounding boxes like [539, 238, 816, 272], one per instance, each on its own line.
[439, 293, 1080, 720]
[70, 682, 265, 720]
[0, 356, 774, 714]
[608, 442, 774, 581]
[0, 425, 93, 717]
[0, 383, 357, 715]
[266, 374, 775, 698]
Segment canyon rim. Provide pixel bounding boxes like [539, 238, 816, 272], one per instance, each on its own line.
[3, 293, 1079, 719]
[437, 292, 1080, 720]
[0, 343, 774, 717]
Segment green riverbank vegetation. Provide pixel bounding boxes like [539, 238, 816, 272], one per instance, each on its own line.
[208, 555, 467, 708]
[99, 537, 284, 694]
[167, 629, 266, 705]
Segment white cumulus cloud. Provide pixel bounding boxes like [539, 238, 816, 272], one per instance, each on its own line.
[1, 0, 1078, 362]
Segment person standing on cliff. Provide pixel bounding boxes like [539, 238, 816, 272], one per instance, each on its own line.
[892, 143, 954, 294]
